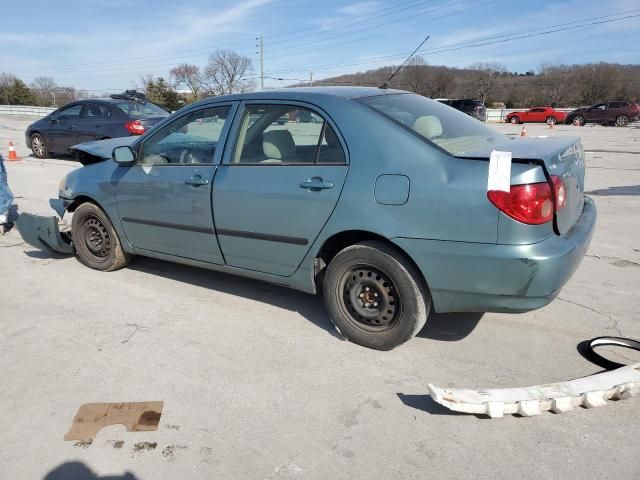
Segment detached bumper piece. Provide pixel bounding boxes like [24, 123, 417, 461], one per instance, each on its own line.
[429, 363, 640, 418]
[16, 213, 74, 254]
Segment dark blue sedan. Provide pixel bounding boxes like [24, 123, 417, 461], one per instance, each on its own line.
[25, 91, 169, 160]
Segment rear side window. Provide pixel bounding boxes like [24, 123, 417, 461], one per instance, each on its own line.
[81, 103, 111, 120]
[113, 101, 168, 118]
[230, 104, 345, 165]
[358, 93, 507, 156]
[608, 101, 629, 108]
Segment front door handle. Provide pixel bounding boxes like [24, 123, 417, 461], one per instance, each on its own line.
[300, 177, 334, 191]
[185, 175, 209, 186]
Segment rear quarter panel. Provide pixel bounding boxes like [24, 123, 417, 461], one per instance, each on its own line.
[305, 98, 500, 252]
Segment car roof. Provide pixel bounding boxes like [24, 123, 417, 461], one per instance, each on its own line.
[189, 86, 409, 107]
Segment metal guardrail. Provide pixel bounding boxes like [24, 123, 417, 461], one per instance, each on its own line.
[0, 105, 55, 117]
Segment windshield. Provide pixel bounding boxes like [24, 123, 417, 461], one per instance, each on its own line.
[358, 93, 508, 156]
[113, 101, 168, 118]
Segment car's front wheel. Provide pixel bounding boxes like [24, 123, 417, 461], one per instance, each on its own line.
[572, 115, 585, 126]
[30, 133, 48, 158]
[71, 202, 131, 271]
[546, 116, 557, 125]
[322, 241, 430, 350]
[615, 115, 630, 127]
[510, 116, 520, 124]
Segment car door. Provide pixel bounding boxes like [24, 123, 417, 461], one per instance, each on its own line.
[46, 103, 82, 152]
[584, 103, 606, 122]
[212, 102, 348, 276]
[75, 103, 111, 144]
[114, 103, 237, 263]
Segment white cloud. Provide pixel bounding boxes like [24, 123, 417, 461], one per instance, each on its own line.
[340, 1, 383, 16]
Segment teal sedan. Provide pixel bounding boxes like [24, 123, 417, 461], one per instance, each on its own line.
[19, 87, 596, 350]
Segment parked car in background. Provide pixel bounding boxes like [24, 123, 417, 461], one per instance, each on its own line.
[565, 101, 640, 127]
[19, 87, 595, 350]
[436, 98, 486, 121]
[25, 91, 169, 159]
[505, 107, 567, 125]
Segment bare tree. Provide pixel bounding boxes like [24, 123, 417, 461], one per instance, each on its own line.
[170, 63, 203, 101]
[30, 76, 58, 106]
[466, 62, 507, 103]
[400, 56, 429, 95]
[204, 50, 256, 95]
[579, 63, 621, 105]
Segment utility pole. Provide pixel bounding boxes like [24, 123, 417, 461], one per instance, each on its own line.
[309, 72, 313, 87]
[256, 35, 264, 90]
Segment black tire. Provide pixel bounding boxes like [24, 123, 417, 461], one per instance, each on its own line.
[615, 115, 630, 127]
[510, 116, 520, 124]
[30, 133, 48, 159]
[546, 116, 557, 125]
[322, 240, 430, 350]
[71, 202, 131, 272]
[572, 115, 585, 126]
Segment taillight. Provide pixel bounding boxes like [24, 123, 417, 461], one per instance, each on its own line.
[124, 120, 145, 135]
[487, 175, 566, 225]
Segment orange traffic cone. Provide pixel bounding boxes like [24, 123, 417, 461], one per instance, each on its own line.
[520, 125, 528, 137]
[7, 141, 19, 161]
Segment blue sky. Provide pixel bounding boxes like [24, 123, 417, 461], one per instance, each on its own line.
[2, 0, 639, 92]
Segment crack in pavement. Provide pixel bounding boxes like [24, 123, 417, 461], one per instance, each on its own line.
[121, 323, 149, 344]
[558, 297, 624, 336]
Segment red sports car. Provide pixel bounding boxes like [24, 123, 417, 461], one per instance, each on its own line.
[505, 107, 567, 125]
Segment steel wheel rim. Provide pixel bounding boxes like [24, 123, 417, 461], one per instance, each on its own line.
[32, 136, 45, 156]
[573, 116, 584, 126]
[616, 116, 629, 126]
[547, 117, 556, 125]
[510, 117, 518, 124]
[81, 215, 111, 259]
[338, 264, 401, 332]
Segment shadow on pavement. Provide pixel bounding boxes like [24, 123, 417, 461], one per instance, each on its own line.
[418, 312, 484, 341]
[44, 461, 138, 480]
[128, 256, 340, 338]
[396, 393, 468, 416]
[586, 185, 640, 196]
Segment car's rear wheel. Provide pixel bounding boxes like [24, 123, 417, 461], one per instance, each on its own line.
[71, 203, 131, 272]
[30, 133, 48, 158]
[546, 116, 557, 125]
[510, 116, 520, 124]
[615, 115, 630, 127]
[322, 241, 430, 350]
[572, 115, 585, 126]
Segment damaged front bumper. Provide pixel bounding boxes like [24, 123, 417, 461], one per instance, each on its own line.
[16, 211, 74, 254]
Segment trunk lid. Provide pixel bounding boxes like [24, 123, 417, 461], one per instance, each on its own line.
[139, 115, 167, 132]
[457, 136, 586, 235]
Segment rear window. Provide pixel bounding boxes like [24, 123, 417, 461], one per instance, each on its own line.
[358, 93, 506, 156]
[113, 101, 168, 118]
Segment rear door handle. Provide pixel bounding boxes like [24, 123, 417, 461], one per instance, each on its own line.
[300, 177, 334, 191]
[185, 175, 209, 186]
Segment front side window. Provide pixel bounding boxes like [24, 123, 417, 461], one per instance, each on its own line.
[231, 104, 346, 165]
[358, 93, 507, 156]
[139, 106, 230, 165]
[56, 104, 82, 119]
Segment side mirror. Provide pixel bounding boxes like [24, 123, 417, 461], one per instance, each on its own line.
[113, 146, 136, 165]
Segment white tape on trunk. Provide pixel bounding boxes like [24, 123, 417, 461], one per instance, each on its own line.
[487, 150, 512, 192]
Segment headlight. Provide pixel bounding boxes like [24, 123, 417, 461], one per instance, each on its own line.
[58, 176, 72, 198]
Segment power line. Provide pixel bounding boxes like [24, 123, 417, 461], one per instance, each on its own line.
[264, 11, 640, 76]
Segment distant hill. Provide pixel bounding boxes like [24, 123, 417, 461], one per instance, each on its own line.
[296, 59, 640, 108]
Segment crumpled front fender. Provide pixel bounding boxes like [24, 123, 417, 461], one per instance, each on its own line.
[16, 213, 74, 254]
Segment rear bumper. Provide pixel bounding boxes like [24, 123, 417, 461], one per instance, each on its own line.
[393, 196, 597, 313]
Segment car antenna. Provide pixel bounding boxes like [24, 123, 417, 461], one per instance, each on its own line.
[380, 35, 430, 89]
